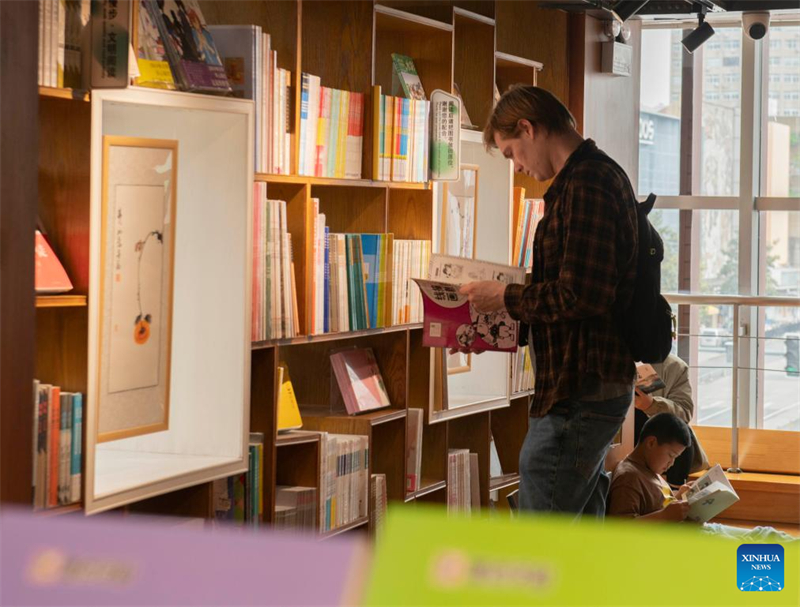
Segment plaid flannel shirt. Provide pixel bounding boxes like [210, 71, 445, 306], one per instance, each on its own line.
[504, 139, 638, 417]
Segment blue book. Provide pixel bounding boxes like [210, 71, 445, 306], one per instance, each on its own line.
[69, 393, 82, 503]
[360, 234, 380, 330]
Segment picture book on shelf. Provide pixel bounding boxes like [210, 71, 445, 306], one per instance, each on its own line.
[635, 362, 666, 395]
[34, 230, 72, 294]
[277, 363, 302, 432]
[683, 464, 740, 523]
[415, 255, 525, 352]
[143, 0, 231, 94]
[331, 347, 392, 416]
[391, 53, 426, 100]
[135, 0, 177, 90]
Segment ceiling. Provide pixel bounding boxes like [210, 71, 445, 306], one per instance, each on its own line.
[539, 0, 800, 18]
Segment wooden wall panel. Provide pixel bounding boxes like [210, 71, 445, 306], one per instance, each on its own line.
[578, 15, 641, 186]
[495, 1, 570, 105]
[1, 0, 38, 505]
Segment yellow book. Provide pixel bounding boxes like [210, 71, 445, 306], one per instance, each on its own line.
[277, 363, 303, 431]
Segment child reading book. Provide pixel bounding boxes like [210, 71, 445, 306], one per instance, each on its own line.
[609, 412, 796, 541]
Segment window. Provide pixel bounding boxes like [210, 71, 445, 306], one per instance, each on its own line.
[638, 29, 682, 196]
[640, 22, 800, 439]
[765, 26, 800, 198]
[700, 28, 742, 196]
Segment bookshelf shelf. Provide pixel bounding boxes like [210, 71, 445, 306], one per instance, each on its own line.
[495, 51, 544, 71]
[303, 408, 407, 428]
[511, 389, 535, 399]
[430, 399, 510, 424]
[374, 4, 455, 33]
[252, 323, 422, 349]
[255, 173, 430, 190]
[35, 295, 88, 308]
[490, 473, 520, 492]
[276, 430, 322, 447]
[38, 86, 90, 102]
[453, 6, 496, 26]
[319, 516, 369, 540]
[35, 503, 83, 517]
[409, 478, 447, 500]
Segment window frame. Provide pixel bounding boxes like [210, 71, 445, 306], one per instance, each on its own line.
[639, 16, 800, 443]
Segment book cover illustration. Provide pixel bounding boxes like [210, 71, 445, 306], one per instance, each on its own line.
[417, 255, 525, 352]
[391, 53, 426, 100]
[635, 362, 666, 395]
[147, 0, 231, 93]
[331, 348, 392, 416]
[684, 465, 740, 523]
[34, 230, 73, 294]
[136, 0, 177, 89]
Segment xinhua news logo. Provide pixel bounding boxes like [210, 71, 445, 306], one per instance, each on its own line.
[737, 544, 784, 592]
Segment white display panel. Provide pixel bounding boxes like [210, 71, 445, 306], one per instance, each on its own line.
[433, 133, 514, 410]
[86, 89, 253, 513]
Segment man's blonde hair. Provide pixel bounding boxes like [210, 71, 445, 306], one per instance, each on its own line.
[483, 85, 576, 149]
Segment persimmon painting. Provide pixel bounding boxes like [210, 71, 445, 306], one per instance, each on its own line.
[98, 137, 176, 442]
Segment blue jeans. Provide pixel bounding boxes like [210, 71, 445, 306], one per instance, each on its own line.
[518, 391, 632, 518]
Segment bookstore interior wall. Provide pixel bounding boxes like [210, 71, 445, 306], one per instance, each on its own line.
[14, 0, 582, 530]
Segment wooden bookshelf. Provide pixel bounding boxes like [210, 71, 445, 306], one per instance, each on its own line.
[36, 295, 87, 308]
[38, 86, 90, 102]
[8, 0, 584, 530]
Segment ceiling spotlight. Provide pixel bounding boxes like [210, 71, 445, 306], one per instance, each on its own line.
[611, 0, 650, 23]
[682, 13, 715, 54]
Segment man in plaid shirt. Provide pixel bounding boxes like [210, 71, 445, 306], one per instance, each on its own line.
[461, 86, 638, 517]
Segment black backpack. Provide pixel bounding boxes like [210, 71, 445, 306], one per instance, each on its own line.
[622, 193, 674, 364]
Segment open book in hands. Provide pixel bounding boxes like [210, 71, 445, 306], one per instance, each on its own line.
[635, 362, 666, 395]
[414, 255, 525, 353]
[684, 464, 740, 523]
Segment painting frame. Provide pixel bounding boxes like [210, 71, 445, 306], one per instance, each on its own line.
[441, 164, 479, 375]
[97, 135, 178, 443]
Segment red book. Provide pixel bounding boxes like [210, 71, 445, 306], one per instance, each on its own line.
[47, 385, 60, 508]
[34, 230, 72, 293]
[331, 348, 391, 415]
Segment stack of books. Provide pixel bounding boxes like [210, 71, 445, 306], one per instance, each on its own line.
[298, 74, 365, 179]
[275, 486, 317, 531]
[251, 186, 299, 341]
[320, 433, 369, 533]
[511, 345, 535, 393]
[212, 433, 264, 527]
[370, 474, 388, 537]
[405, 409, 423, 493]
[38, 0, 89, 88]
[447, 448, 476, 514]
[391, 239, 431, 325]
[207, 23, 291, 174]
[512, 191, 545, 269]
[32, 380, 82, 509]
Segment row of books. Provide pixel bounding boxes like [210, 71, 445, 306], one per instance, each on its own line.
[308, 208, 430, 334]
[211, 433, 264, 527]
[320, 433, 369, 533]
[32, 380, 82, 509]
[208, 25, 291, 175]
[376, 95, 430, 183]
[392, 239, 431, 326]
[369, 474, 388, 537]
[38, 0, 88, 88]
[274, 486, 316, 531]
[405, 409, 423, 493]
[299, 74, 365, 179]
[252, 188, 299, 342]
[511, 345, 535, 394]
[512, 189, 545, 269]
[447, 449, 479, 514]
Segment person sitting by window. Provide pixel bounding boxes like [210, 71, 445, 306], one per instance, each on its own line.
[634, 353, 709, 486]
[608, 412, 694, 520]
